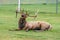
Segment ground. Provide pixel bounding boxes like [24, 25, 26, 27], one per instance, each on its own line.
[0, 4, 60, 40]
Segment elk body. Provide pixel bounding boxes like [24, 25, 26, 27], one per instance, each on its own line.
[23, 21, 52, 31]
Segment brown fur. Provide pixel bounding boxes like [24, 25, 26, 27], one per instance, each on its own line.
[23, 21, 52, 31]
[38, 21, 52, 31]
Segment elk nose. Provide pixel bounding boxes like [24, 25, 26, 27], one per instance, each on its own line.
[22, 15, 24, 17]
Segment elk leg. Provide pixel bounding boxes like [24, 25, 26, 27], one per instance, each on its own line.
[25, 27, 29, 32]
[9, 28, 22, 31]
[15, 28, 22, 31]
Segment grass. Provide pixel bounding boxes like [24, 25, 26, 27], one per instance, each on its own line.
[0, 4, 60, 40]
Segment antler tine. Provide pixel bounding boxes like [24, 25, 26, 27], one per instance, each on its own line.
[25, 11, 29, 16]
[20, 9, 25, 14]
[16, 8, 21, 18]
[16, 9, 19, 18]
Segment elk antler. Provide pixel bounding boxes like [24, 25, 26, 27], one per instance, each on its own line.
[35, 9, 39, 16]
[16, 9, 20, 18]
[25, 9, 39, 19]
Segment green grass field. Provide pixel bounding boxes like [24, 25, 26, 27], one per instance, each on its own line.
[0, 4, 60, 40]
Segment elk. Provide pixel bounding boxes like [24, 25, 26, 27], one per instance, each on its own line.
[11, 10, 52, 32]
[17, 10, 52, 32]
